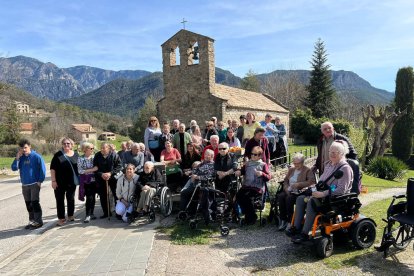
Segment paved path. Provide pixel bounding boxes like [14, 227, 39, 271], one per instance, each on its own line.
[359, 187, 406, 206]
[0, 208, 157, 276]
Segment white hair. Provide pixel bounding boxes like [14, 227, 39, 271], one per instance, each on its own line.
[137, 142, 145, 151]
[190, 120, 197, 127]
[330, 141, 349, 157]
[292, 153, 306, 163]
[131, 143, 140, 149]
[204, 149, 215, 157]
[321, 121, 334, 131]
[210, 135, 219, 141]
[80, 141, 94, 152]
[275, 115, 281, 120]
[219, 142, 229, 149]
[144, 161, 154, 168]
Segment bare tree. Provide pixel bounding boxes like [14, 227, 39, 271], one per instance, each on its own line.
[261, 71, 307, 112]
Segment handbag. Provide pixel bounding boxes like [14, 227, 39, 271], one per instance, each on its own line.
[62, 151, 80, 186]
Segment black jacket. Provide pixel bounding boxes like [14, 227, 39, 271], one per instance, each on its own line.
[315, 132, 357, 173]
[93, 151, 122, 184]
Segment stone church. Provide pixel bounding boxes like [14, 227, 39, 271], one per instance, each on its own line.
[157, 29, 289, 128]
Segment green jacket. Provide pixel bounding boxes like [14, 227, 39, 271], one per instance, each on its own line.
[173, 132, 192, 155]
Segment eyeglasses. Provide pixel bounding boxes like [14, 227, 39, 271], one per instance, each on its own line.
[218, 148, 227, 151]
[251, 153, 261, 157]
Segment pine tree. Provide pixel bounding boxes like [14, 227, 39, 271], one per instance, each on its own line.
[392, 67, 414, 161]
[304, 38, 337, 118]
[240, 69, 260, 92]
[130, 96, 157, 142]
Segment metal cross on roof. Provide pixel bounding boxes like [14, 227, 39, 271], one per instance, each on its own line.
[181, 18, 188, 30]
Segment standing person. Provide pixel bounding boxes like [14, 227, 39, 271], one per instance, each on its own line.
[144, 116, 162, 162]
[117, 142, 129, 168]
[243, 112, 261, 146]
[236, 115, 245, 144]
[187, 120, 198, 134]
[50, 137, 79, 226]
[115, 163, 138, 222]
[77, 142, 98, 223]
[124, 143, 145, 173]
[210, 117, 218, 129]
[225, 128, 241, 148]
[138, 143, 155, 163]
[244, 128, 271, 165]
[173, 123, 192, 157]
[227, 119, 232, 129]
[170, 119, 180, 135]
[93, 142, 123, 219]
[217, 121, 228, 143]
[314, 121, 357, 174]
[235, 146, 271, 225]
[203, 121, 218, 146]
[260, 113, 278, 163]
[11, 139, 46, 229]
[230, 120, 239, 131]
[191, 126, 203, 150]
[159, 123, 173, 152]
[274, 116, 288, 166]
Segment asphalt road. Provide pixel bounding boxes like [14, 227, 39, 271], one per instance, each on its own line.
[0, 172, 84, 261]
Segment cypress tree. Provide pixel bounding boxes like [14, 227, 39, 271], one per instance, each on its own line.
[304, 38, 337, 118]
[392, 67, 414, 161]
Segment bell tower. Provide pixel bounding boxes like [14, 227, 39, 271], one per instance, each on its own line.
[158, 29, 219, 123]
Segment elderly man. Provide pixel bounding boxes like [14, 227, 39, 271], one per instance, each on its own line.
[124, 143, 145, 173]
[170, 119, 180, 135]
[173, 123, 192, 157]
[117, 142, 129, 168]
[137, 142, 155, 163]
[202, 135, 220, 160]
[244, 127, 271, 165]
[135, 161, 162, 215]
[314, 121, 357, 174]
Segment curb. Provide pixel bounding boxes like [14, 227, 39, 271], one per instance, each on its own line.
[0, 205, 86, 270]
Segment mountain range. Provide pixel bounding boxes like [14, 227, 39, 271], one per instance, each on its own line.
[0, 55, 394, 117]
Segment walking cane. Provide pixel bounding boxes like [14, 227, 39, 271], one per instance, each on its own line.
[106, 180, 111, 221]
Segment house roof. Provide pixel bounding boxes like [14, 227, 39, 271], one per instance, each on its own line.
[71, 124, 96, 133]
[20, 123, 33, 131]
[161, 29, 214, 47]
[212, 84, 289, 113]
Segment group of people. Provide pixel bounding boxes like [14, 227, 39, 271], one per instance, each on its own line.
[12, 114, 358, 243]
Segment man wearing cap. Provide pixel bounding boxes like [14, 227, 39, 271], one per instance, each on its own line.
[260, 114, 278, 163]
[236, 115, 246, 144]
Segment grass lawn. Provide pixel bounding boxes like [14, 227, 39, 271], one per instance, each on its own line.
[362, 170, 414, 193]
[96, 134, 130, 151]
[157, 223, 218, 245]
[288, 144, 316, 156]
[0, 155, 53, 169]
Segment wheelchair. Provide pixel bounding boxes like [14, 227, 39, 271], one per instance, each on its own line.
[237, 182, 270, 227]
[375, 178, 414, 258]
[291, 192, 377, 258]
[267, 180, 285, 226]
[178, 178, 231, 236]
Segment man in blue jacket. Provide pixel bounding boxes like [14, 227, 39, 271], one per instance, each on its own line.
[11, 139, 46, 229]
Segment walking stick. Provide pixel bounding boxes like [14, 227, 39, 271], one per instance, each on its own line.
[106, 180, 111, 221]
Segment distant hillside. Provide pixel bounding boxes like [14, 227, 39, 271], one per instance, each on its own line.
[0, 56, 150, 100]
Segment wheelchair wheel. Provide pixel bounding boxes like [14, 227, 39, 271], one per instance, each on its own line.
[316, 237, 333, 258]
[148, 211, 156, 223]
[393, 224, 412, 250]
[220, 226, 230, 236]
[160, 187, 173, 217]
[351, 220, 376, 249]
[189, 220, 197, 230]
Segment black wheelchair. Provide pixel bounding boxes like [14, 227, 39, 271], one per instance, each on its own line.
[376, 178, 414, 258]
[236, 182, 270, 227]
[267, 180, 285, 226]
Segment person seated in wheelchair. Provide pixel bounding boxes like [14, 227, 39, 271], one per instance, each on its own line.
[235, 146, 272, 225]
[214, 142, 238, 194]
[160, 140, 182, 193]
[115, 163, 138, 222]
[134, 161, 162, 216]
[277, 153, 315, 231]
[289, 140, 353, 243]
[179, 149, 215, 213]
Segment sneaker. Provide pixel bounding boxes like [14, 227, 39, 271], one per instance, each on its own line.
[291, 233, 309, 244]
[84, 216, 91, 223]
[90, 214, 97, 220]
[56, 219, 66, 226]
[67, 216, 75, 222]
[29, 222, 43, 229]
[24, 222, 33, 230]
[278, 220, 288, 231]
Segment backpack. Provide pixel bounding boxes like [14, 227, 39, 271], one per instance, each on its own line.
[347, 158, 362, 195]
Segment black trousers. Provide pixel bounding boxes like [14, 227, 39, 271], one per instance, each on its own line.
[275, 142, 287, 165]
[277, 191, 298, 221]
[236, 188, 261, 224]
[98, 179, 117, 216]
[85, 183, 97, 216]
[199, 187, 214, 223]
[54, 184, 76, 219]
[150, 148, 162, 162]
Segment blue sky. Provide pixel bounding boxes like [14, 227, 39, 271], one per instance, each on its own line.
[1, 0, 413, 92]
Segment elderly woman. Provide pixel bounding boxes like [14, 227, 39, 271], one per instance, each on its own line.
[115, 164, 138, 222]
[160, 140, 182, 192]
[203, 121, 218, 145]
[191, 126, 203, 150]
[144, 116, 162, 161]
[136, 161, 162, 215]
[77, 142, 98, 223]
[214, 142, 238, 193]
[217, 121, 228, 143]
[276, 153, 315, 231]
[290, 141, 353, 243]
[225, 127, 241, 148]
[235, 146, 271, 225]
[50, 137, 79, 226]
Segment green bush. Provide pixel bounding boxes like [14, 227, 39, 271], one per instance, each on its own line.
[366, 156, 408, 180]
[291, 108, 352, 143]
